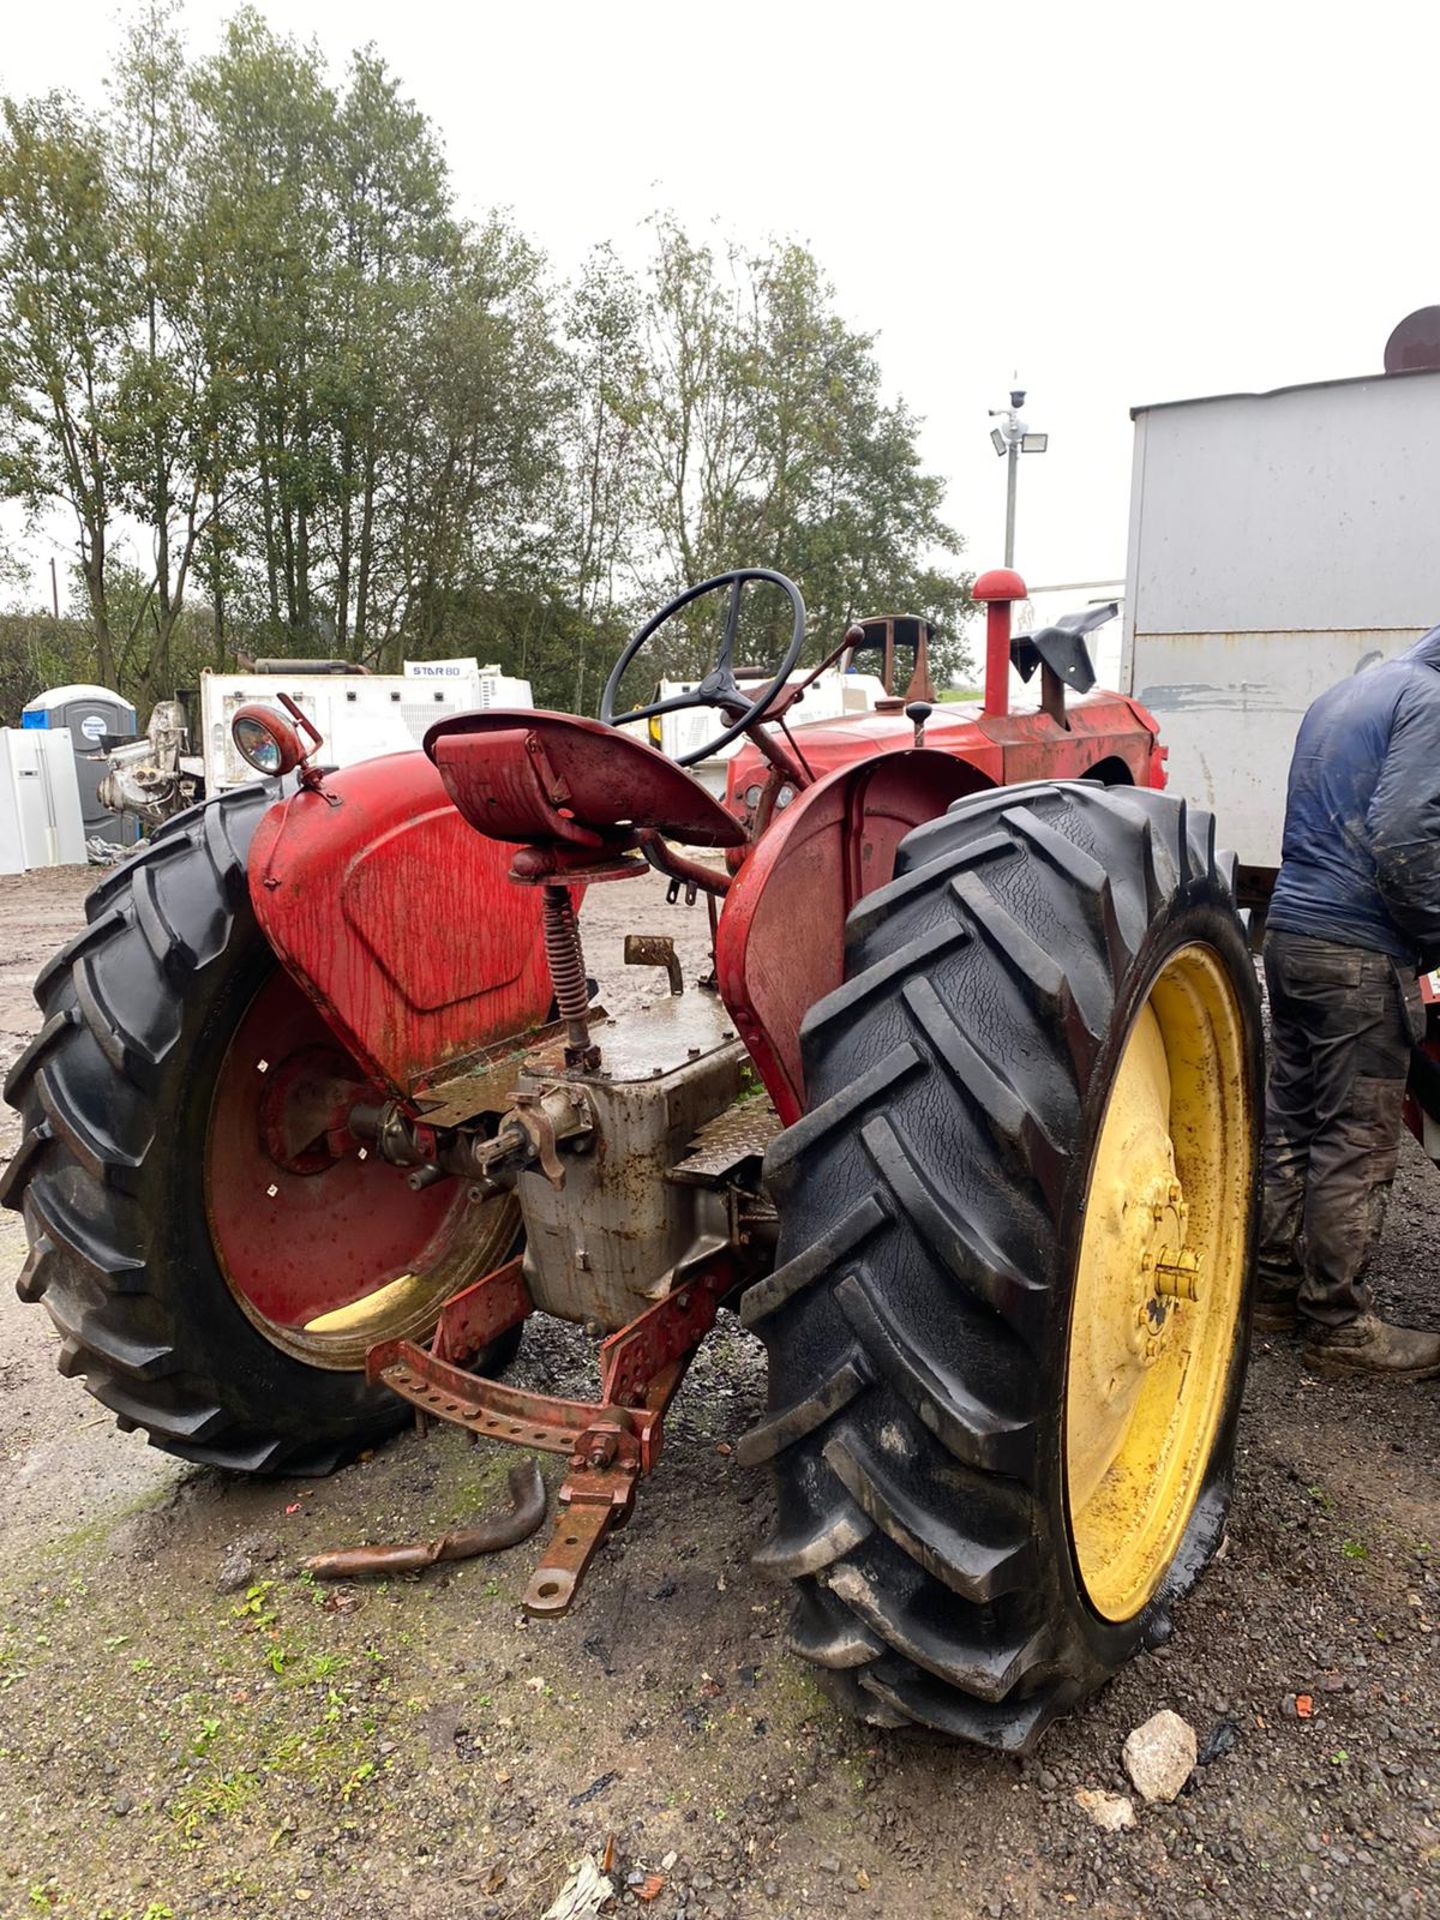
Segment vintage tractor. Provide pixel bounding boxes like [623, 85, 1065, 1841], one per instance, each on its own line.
[1, 566, 1261, 1752]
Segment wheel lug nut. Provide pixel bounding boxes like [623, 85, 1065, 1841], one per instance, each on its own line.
[1153, 1247, 1200, 1300]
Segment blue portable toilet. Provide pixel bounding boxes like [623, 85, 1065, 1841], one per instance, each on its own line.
[21, 684, 138, 847]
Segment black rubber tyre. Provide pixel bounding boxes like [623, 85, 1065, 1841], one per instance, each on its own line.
[1, 782, 519, 1475]
[740, 781, 1262, 1751]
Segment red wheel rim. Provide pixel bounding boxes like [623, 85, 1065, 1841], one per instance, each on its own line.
[205, 965, 518, 1370]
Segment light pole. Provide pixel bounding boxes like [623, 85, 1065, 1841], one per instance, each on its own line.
[989, 386, 1048, 568]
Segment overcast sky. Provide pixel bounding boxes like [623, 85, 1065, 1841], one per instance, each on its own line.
[3, 0, 1436, 609]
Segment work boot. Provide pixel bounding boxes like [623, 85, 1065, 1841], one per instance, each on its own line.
[1253, 1288, 1299, 1334]
[1301, 1313, 1440, 1380]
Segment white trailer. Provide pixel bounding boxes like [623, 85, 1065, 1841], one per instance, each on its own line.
[199, 661, 532, 794]
[1122, 366, 1440, 889]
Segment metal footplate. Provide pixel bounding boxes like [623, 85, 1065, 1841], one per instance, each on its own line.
[668, 1098, 780, 1186]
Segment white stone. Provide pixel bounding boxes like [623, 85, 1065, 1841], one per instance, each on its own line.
[1122, 1708, 1198, 1803]
[1075, 1787, 1137, 1831]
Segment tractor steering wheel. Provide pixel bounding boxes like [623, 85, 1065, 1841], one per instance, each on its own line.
[600, 569, 807, 767]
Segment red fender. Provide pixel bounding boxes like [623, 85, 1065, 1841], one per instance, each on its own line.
[248, 754, 554, 1100]
[716, 750, 994, 1123]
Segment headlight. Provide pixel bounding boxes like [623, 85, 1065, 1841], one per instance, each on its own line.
[231, 704, 303, 777]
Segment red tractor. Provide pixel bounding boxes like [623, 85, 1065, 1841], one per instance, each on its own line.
[2, 566, 1260, 1752]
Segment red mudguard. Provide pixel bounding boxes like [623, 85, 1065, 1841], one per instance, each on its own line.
[248, 754, 554, 1100]
[716, 750, 993, 1123]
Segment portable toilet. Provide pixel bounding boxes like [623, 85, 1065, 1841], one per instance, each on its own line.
[22, 683, 138, 847]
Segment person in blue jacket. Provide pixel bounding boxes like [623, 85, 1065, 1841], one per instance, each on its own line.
[1258, 623, 1440, 1376]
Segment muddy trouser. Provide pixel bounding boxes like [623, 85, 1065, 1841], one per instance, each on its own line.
[1258, 929, 1425, 1327]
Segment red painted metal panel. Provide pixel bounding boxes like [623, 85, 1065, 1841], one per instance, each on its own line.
[717, 751, 993, 1121]
[250, 753, 555, 1098]
[724, 691, 1159, 819]
[971, 698, 1158, 786]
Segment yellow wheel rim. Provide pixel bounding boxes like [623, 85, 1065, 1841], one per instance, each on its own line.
[1065, 942, 1252, 1623]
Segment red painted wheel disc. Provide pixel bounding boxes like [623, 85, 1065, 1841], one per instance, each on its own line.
[205, 965, 517, 1369]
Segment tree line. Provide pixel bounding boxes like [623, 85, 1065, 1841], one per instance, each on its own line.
[0, 4, 972, 718]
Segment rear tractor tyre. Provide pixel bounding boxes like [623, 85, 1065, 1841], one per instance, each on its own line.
[743, 781, 1262, 1751]
[2, 782, 521, 1475]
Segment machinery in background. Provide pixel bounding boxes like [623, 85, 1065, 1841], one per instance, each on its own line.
[97, 700, 198, 829]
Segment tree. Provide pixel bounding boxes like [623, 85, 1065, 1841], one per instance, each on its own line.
[0, 92, 133, 687]
[107, 0, 223, 702]
[615, 217, 972, 683]
[187, 9, 339, 648]
[555, 246, 649, 709]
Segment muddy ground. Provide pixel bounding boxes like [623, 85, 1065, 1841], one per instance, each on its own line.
[0, 861, 1437, 1920]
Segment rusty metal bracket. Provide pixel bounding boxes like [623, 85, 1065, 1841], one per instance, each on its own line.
[624, 932, 683, 994]
[524, 1361, 694, 1618]
[369, 1247, 744, 1617]
[523, 1461, 637, 1616]
[367, 1339, 658, 1464]
[598, 1266, 730, 1405]
[430, 1254, 533, 1366]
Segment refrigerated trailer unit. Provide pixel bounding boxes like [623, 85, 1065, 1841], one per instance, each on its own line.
[1122, 365, 1440, 896]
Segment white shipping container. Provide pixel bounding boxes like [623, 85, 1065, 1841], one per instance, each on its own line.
[0, 727, 87, 873]
[1123, 368, 1440, 875]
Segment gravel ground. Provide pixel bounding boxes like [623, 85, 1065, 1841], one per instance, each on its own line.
[0, 858, 1437, 1920]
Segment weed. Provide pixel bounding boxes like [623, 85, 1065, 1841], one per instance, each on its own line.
[287, 1651, 342, 1686]
[340, 1760, 376, 1802]
[173, 1768, 259, 1842]
[231, 1581, 278, 1629]
[1341, 1540, 1368, 1562]
[192, 1716, 223, 1756]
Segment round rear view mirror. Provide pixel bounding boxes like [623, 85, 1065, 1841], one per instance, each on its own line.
[231, 703, 304, 777]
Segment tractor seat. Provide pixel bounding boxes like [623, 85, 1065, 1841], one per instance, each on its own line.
[424, 710, 747, 855]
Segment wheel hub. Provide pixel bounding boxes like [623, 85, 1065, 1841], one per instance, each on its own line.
[1064, 944, 1252, 1623]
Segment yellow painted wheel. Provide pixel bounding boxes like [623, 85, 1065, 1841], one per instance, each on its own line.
[1065, 942, 1253, 1623]
[750, 781, 1263, 1750]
